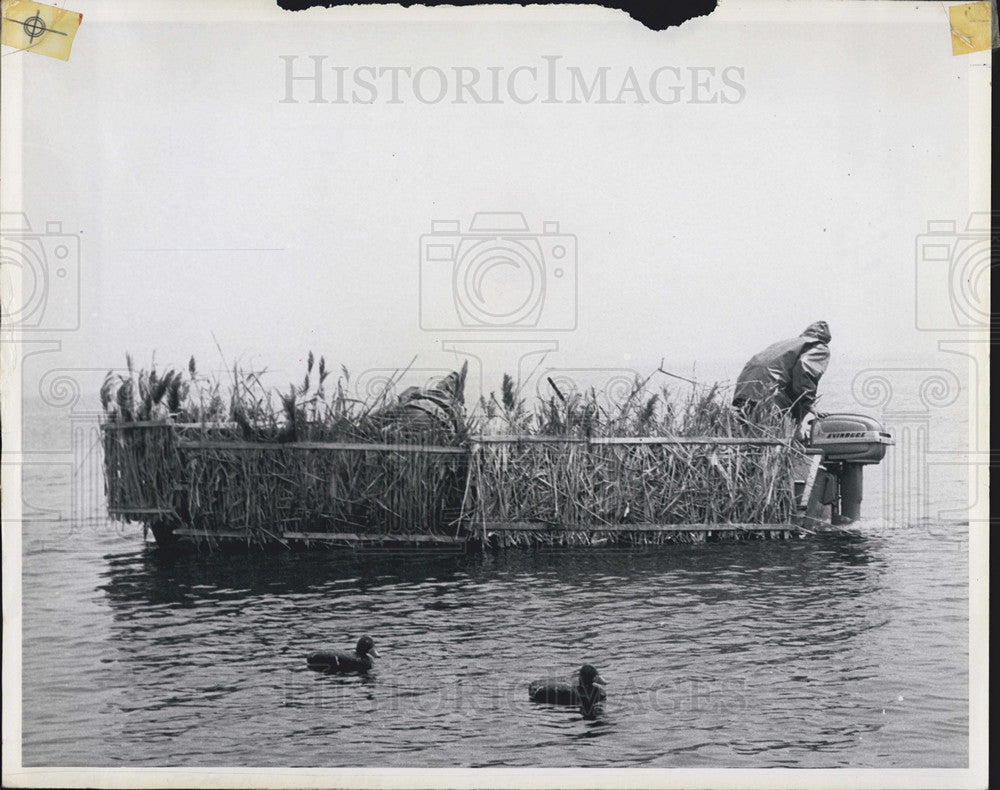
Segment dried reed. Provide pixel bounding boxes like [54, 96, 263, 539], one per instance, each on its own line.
[468, 374, 801, 546]
[102, 356, 802, 547]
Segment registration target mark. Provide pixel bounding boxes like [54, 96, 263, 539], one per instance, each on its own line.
[1, 2, 82, 60]
[18, 11, 66, 40]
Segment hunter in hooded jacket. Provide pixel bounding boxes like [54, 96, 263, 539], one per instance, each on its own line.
[732, 321, 832, 421]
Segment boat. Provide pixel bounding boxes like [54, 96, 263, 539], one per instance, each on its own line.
[101, 411, 892, 550]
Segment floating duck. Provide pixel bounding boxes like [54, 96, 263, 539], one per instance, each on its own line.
[529, 664, 606, 708]
[306, 636, 380, 673]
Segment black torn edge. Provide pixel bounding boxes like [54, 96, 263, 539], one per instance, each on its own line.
[275, 0, 719, 32]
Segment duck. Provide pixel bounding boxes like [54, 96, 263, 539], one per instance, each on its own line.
[528, 664, 606, 708]
[306, 636, 380, 673]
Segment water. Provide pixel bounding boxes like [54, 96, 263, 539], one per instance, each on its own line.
[17, 398, 970, 768]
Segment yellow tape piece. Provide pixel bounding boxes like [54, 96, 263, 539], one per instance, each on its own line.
[1, 0, 82, 61]
[949, 1, 993, 55]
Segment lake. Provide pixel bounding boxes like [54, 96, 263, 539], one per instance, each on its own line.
[17, 382, 970, 768]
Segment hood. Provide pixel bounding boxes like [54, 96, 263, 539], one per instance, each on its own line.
[801, 321, 831, 344]
[425, 361, 468, 405]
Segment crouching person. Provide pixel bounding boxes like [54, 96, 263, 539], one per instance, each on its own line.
[732, 321, 831, 436]
[379, 362, 469, 443]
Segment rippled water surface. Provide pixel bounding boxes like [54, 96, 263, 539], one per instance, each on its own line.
[18, 400, 970, 768]
[21, 518, 968, 768]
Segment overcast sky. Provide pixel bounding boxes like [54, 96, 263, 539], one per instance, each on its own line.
[5, 0, 989, 407]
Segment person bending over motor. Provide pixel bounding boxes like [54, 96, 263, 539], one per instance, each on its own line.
[732, 321, 832, 434]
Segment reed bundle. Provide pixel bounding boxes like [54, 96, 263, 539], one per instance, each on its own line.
[468, 373, 801, 545]
[103, 423, 184, 517]
[101, 355, 803, 548]
[470, 440, 797, 545]
[179, 440, 468, 545]
[101, 353, 470, 545]
[99, 352, 438, 442]
[490, 526, 800, 547]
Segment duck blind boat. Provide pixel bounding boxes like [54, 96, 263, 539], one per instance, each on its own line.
[102, 422, 471, 547]
[101, 418, 890, 549]
[99, 358, 891, 549]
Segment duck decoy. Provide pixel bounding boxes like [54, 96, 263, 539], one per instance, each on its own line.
[306, 636, 380, 673]
[528, 664, 607, 707]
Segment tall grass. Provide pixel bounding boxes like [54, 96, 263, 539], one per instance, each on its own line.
[468, 372, 800, 543]
[100, 352, 462, 444]
[102, 353, 469, 544]
[102, 355, 802, 546]
[473, 371, 793, 440]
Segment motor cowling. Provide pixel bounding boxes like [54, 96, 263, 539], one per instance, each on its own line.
[803, 413, 893, 524]
[808, 413, 894, 464]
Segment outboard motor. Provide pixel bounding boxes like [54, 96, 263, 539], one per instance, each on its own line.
[804, 413, 894, 523]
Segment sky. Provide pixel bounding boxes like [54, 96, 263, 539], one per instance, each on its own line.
[3, 0, 990, 410]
